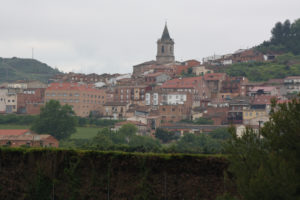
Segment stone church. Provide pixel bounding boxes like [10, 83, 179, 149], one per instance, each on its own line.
[133, 24, 176, 77]
[156, 23, 175, 64]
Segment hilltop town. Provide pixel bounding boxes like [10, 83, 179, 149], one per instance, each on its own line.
[0, 22, 300, 144]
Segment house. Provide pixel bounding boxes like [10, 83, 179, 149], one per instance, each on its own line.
[0, 129, 59, 147]
[236, 125, 259, 138]
[248, 86, 279, 96]
[204, 73, 227, 99]
[160, 124, 228, 136]
[227, 96, 251, 124]
[192, 65, 213, 76]
[284, 76, 300, 94]
[159, 104, 191, 124]
[219, 76, 248, 99]
[113, 121, 148, 136]
[17, 88, 45, 114]
[103, 101, 129, 119]
[112, 85, 151, 105]
[144, 72, 171, 84]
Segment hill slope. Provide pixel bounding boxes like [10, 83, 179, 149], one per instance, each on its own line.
[0, 57, 62, 83]
[216, 53, 300, 81]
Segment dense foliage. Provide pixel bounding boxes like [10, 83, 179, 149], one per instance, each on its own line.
[31, 100, 77, 140]
[180, 117, 214, 125]
[154, 128, 180, 143]
[224, 97, 300, 199]
[61, 125, 230, 154]
[221, 53, 300, 81]
[0, 114, 37, 125]
[257, 18, 300, 55]
[76, 116, 121, 127]
[0, 57, 61, 83]
[0, 148, 227, 199]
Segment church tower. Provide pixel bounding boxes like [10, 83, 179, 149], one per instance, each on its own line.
[156, 23, 175, 65]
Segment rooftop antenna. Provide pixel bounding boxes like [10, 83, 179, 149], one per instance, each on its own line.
[32, 47, 34, 59]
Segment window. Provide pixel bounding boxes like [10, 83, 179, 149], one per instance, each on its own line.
[161, 45, 164, 53]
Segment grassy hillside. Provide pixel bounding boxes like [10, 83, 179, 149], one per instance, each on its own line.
[216, 53, 300, 81]
[0, 148, 231, 199]
[0, 57, 62, 83]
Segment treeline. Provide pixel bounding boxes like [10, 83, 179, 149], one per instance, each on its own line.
[60, 125, 231, 154]
[0, 114, 120, 128]
[76, 116, 122, 127]
[257, 18, 300, 54]
[0, 114, 37, 125]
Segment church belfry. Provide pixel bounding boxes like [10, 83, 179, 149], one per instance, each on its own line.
[156, 23, 175, 64]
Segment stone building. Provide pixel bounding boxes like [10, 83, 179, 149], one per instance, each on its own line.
[156, 23, 175, 65]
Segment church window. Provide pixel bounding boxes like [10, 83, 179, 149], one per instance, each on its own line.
[161, 45, 164, 53]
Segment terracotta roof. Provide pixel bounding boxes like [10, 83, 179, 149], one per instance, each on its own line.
[0, 129, 31, 136]
[249, 86, 276, 92]
[285, 76, 300, 80]
[0, 135, 34, 140]
[252, 96, 274, 105]
[204, 73, 226, 81]
[0, 134, 55, 141]
[46, 83, 100, 92]
[115, 120, 147, 126]
[161, 77, 203, 89]
[145, 72, 165, 77]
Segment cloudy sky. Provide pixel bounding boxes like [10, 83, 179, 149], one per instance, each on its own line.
[0, 0, 299, 74]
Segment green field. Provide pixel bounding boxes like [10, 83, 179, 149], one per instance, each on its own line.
[71, 127, 101, 139]
[0, 124, 100, 139]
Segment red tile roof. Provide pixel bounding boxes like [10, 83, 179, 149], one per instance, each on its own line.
[145, 72, 165, 77]
[115, 120, 147, 126]
[161, 77, 203, 89]
[252, 96, 274, 105]
[249, 86, 276, 92]
[0, 129, 31, 136]
[46, 83, 100, 92]
[285, 76, 300, 80]
[204, 73, 226, 81]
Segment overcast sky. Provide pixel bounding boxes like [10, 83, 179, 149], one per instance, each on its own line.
[0, 0, 299, 74]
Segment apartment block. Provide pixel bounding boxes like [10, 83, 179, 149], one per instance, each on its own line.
[45, 83, 106, 117]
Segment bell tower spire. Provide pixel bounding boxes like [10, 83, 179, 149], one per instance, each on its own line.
[156, 23, 175, 65]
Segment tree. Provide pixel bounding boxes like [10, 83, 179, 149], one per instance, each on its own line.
[194, 117, 214, 125]
[31, 100, 77, 140]
[175, 133, 221, 153]
[90, 129, 113, 150]
[154, 128, 179, 143]
[224, 97, 300, 200]
[209, 128, 231, 140]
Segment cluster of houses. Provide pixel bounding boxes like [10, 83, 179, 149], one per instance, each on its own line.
[0, 24, 299, 146]
[0, 129, 59, 147]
